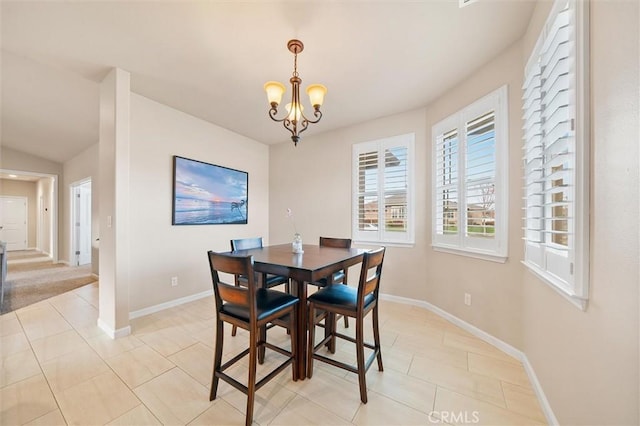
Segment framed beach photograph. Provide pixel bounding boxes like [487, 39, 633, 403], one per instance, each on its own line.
[172, 155, 248, 225]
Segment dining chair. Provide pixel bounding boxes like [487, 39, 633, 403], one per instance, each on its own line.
[306, 247, 386, 404]
[311, 237, 352, 330]
[207, 251, 298, 426]
[230, 237, 290, 336]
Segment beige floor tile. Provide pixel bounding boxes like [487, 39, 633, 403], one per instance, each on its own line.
[54, 302, 99, 330]
[107, 403, 162, 425]
[24, 409, 67, 425]
[408, 355, 505, 407]
[86, 333, 144, 359]
[41, 345, 110, 393]
[0, 348, 41, 387]
[137, 325, 199, 357]
[434, 387, 545, 425]
[73, 282, 99, 307]
[353, 390, 434, 425]
[394, 337, 468, 370]
[0, 374, 59, 425]
[284, 368, 366, 421]
[501, 382, 546, 423]
[468, 353, 530, 388]
[376, 347, 413, 374]
[189, 398, 247, 425]
[1, 331, 31, 358]
[30, 329, 89, 363]
[134, 367, 212, 425]
[16, 305, 73, 341]
[0, 313, 23, 337]
[345, 368, 437, 415]
[220, 372, 297, 426]
[443, 332, 520, 365]
[269, 394, 353, 425]
[55, 370, 140, 425]
[168, 342, 213, 386]
[106, 345, 174, 388]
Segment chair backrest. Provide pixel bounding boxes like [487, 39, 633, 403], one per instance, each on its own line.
[230, 237, 264, 251]
[357, 247, 386, 308]
[319, 237, 352, 249]
[208, 251, 257, 319]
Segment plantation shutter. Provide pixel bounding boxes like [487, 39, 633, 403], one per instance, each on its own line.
[353, 134, 414, 244]
[434, 128, 459, 239]
[522, 0, 577, 293]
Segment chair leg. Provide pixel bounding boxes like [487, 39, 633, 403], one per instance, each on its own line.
[210, 318, 224, 401]
[245, 330, 258, 426]
[307, 303, 316, 379]
[290, 305, 298, 381]
[355, 315, 368, 404]
[231, 325, 238, 336]
[373, 304, 384, 371]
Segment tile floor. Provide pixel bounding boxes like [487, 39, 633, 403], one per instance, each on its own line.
[1, 282, 547, 425]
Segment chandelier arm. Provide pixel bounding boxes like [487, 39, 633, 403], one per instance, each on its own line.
[268, 107, 287, 123]
[300, 109, 322, 125]
[282, 118, 298, 138]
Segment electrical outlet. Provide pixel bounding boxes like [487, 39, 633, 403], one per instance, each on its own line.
[464, 293, 471, 306]
[171, 276, 178, 287]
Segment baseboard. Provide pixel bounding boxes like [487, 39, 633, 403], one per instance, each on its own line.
[129, 289, 213, 320]
[380, 293, 557, 425]
[97, 318, 131, 339]
[91, 273, 99, 280]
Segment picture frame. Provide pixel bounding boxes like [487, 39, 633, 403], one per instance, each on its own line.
[172, 155, 248, 225]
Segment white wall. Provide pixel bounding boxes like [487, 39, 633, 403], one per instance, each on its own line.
[128, 93, 270, 312]
[520, 1, 639, 424]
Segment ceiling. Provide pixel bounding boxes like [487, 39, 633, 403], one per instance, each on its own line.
[0, 1, 537, 165]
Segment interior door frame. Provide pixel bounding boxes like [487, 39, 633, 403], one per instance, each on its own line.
[0, 168, 58, 262]
[70, 177, 92, 266]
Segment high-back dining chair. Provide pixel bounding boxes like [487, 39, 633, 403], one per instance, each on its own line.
[311, 237, 352, 330]
[306, 247, 386, 404]
[207, 251, 299, 426]
[230, 237, 290, 336]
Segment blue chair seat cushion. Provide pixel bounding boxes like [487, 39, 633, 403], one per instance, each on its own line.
[312, 270, 346, 287]
[238, 273, 288, 288]
[308, 284, 374, 311]
[222, 288, 298, 322]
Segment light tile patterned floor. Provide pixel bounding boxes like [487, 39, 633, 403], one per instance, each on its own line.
[0, 282, 547, 425]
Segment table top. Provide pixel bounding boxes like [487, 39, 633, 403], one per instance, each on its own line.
[224, 243, 366, 282]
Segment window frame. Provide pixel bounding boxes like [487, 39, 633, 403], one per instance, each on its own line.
[352, 133, 415, 246]
[431, 85, 509, 262]
[521, 0, 590, 310]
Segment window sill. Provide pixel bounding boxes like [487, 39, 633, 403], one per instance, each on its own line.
[432, 244, 507, 263]
[353, 240, 414, 248]
[522, 261, 588, 311]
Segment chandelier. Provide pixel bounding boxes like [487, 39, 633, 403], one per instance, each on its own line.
[264, 39, 327, 146]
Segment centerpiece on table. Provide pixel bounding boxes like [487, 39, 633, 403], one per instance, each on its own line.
[286, 208, 303, 254]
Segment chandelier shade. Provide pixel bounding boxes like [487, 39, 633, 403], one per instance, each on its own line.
[264, 39, 326, 146]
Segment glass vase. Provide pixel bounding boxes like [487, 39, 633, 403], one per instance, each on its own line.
[292, 233, 304, 254]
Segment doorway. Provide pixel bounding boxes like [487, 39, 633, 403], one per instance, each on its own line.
[71, 179, 92, 266]
[0, 196, 28, 250]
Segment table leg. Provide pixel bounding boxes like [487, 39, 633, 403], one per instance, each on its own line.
[291, 278, 307, 380]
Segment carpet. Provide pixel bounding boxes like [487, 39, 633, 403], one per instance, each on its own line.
[1, 258, 96, 314]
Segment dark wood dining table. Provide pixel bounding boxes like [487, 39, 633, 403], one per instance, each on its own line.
[225, 243, 366, 379]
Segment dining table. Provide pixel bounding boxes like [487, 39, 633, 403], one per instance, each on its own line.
[225, 243, 367, 379]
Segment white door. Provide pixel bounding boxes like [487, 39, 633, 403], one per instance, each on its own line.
[72, 180, 92, 266]
[0, 196, 28, 250]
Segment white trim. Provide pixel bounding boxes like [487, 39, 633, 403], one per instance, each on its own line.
[129, 289, 213, 319]
[97, 318, 131, 339]
[379, 293, 557, 425]
[432, 245, 507, 263]
[522, 261, 587, 310]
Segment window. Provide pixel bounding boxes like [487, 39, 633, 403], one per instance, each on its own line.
[432, 86, 508, 262]
[522, 0, 589, 309]
[352, 133, 414, 245]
